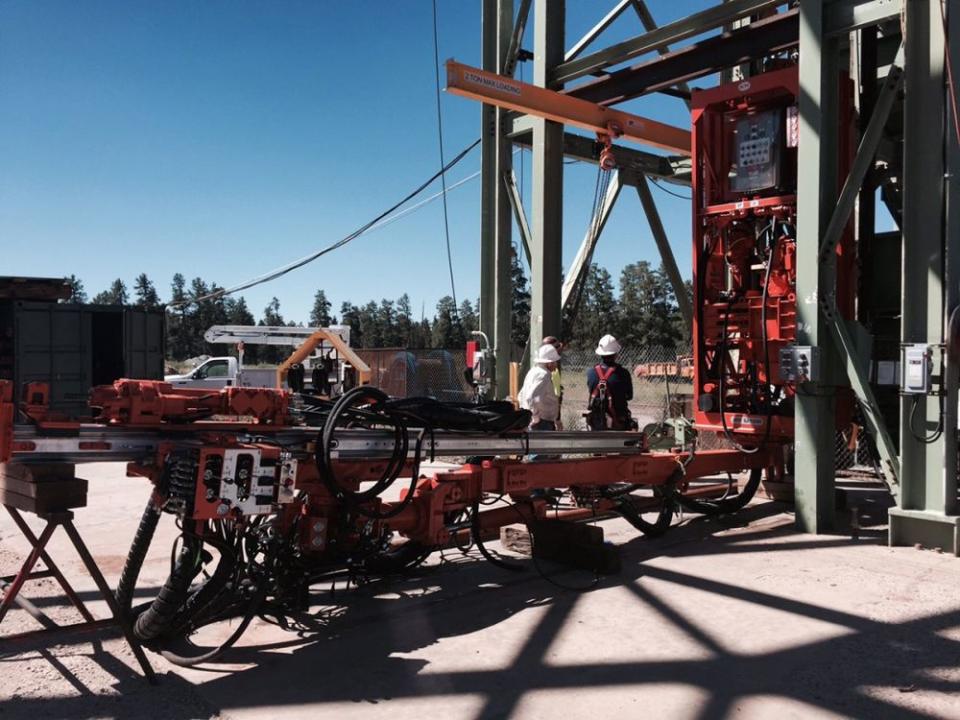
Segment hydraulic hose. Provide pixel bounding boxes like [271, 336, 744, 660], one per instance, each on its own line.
[675, 467, 763, 516]
[133, 534, 203, 643]
[115, 498, 162, 616]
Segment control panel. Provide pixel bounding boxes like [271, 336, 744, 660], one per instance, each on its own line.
[779, 345, 820, 383]
[192, 446, 296, 520]
[730, 109, 782, 193]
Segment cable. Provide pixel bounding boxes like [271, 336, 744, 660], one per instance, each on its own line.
[650, 177, 693, 200]
[908, 394, 945, 444]
[940, 0, 960, 149]
[431, 0, 459, 315]
[717, 297, 761, 455]
[174, 138, 481, 307]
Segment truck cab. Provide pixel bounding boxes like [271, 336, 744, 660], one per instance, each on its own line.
[165, 357, 238, 388]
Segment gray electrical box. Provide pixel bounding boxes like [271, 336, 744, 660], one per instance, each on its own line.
[901, 343, 933, 395]
[779, 345, 820, 383]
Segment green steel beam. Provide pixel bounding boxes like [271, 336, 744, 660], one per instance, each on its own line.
[634, 172, 692, 330]
[815, 46, 904, 496]
[529, 0, 565, 352]
[795, 0, 839, 533]
[502, 0, 532, 77]
[494, 0, 515, 397]
[889, 0, 960, 555]
[549, 0, 783, 85]
[480, 0, 498, 375]
[560, 170, 622, 311]
[502, 170, 533, 264]
[564, 0, 631, 63]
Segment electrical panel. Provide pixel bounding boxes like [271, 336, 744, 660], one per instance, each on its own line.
[779, 345, 820, 383]
[192, 447, 281, 520]
[901, 344, 933, 395]
[730, 109, 782, 193]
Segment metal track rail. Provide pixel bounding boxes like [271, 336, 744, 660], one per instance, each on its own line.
[10, 424, 646, 464]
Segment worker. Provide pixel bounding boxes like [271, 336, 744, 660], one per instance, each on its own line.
[541, 336, 564, 430]
[518, 343, 561, 430]
[586, 334, 634, 431]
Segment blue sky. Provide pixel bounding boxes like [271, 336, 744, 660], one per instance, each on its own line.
[0, 1, 869, 324]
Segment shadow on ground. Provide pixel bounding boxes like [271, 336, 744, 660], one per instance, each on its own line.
[4, 501, 958, 720]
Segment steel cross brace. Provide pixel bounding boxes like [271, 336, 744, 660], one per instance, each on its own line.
[817, 45, 905, 496]
[0, 506, 156, 682]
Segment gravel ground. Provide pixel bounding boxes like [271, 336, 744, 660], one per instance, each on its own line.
[1, 463, 958, 719]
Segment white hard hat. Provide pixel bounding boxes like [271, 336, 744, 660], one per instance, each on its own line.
[536, 343, 561, 364]
[595, 334, 622, 355]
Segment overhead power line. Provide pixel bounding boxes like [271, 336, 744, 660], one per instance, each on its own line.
[432, 0, 459, 314]
[174, 138, 481, 307]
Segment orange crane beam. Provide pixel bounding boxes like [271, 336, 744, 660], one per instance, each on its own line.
[445, 60, 691, 156]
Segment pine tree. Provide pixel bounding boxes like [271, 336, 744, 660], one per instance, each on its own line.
[396, 294, 414, 347]
[568, 264, 616, 350]
[133, 273, 160, 308]
[432, 296, 464, 349]
[340, 302, 362, 348]
[309, 289, 333, 327]
[377, 299, 400, 347]
[92, 278, 129, 305]
[510, 253, 531, 350]
[166, 274, 191, 361]
[617, 261, 681, 350]
[459, 298, 478, 337]
[359, 301, 382, 348]
[62, 275, 87, 304]
[259, 298, 286, 363]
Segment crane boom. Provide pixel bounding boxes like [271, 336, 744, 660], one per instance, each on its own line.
[445, 60, 691, 156]
[204, 325, 351, 347]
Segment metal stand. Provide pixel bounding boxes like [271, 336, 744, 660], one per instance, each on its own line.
[0, 506, 157, 683]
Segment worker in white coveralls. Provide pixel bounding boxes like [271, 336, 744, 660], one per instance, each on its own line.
[518, 343, 561, 430]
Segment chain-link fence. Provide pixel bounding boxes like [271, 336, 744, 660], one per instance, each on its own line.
[556, 346, 692, 433]
[357, 348, 474, 403]
[356, 344, 879, 477]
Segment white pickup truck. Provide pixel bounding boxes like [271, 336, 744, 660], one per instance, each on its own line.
[164, 357, 276, 389]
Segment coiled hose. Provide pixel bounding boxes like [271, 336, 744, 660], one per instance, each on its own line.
[316, 386, 420, 520]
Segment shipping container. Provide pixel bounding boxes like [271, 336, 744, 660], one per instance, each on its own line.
[0, 300, 165, 417]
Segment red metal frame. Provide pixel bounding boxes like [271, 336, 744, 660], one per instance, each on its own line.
[690, 66, 855, 443]
[1, 378, 782, 560]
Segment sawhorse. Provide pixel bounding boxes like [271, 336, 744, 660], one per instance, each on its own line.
[0, 505, 157, 683]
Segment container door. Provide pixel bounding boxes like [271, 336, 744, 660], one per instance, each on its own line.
[124, 309, 164, 380]
[14, 301, 91, 416]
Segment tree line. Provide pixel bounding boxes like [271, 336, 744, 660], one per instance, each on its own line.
[62, 256, 687, 363]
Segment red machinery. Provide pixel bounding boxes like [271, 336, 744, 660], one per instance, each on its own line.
[690, 67, 855, 445]
[2, 58, 860, 668]
[1, 378, 775, 664]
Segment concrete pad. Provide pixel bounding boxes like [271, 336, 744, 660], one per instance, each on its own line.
[1, 462, 959, 719]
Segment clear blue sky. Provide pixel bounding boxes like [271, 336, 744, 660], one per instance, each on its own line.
[0, 1, 885, 324]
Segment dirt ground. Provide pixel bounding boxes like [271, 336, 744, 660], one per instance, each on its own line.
[1, 462, 959, 720]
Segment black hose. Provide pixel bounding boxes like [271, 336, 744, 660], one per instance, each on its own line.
[471, 501, 525, 572]
[115, 498, 162, 616]
[166, 529, 238, 637]
[317, 386, 408, 505]
[133, 535, 202, 643]
[608, 469, 680, 538]
[675, 467, 764, 516]
[158, 584, 266, 668]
